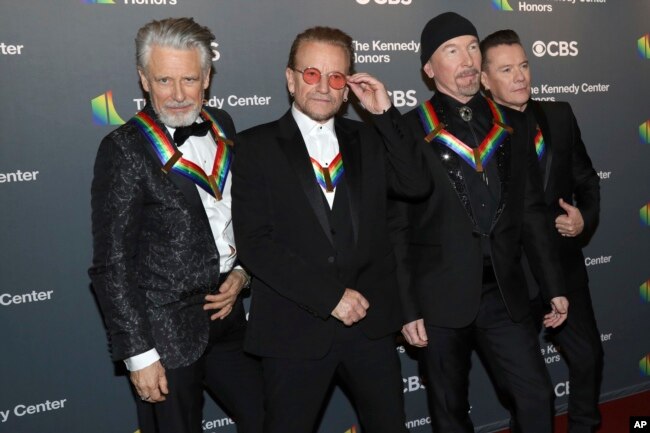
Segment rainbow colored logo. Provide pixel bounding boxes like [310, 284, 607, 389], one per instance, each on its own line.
[492, 0, 514, 11]
[92, 90, 126, 126]
[640, 203, 650, 226]
[82, 0, 115, 4]
[344, 427, 358, 433]
[640, 120, 650, 144]
[640, 354, 650, 376]
[641, 280, 650, 303]
[638, 34, 650, 59]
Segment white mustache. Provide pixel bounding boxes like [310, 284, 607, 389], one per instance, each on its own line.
[165, 101, 193, 109]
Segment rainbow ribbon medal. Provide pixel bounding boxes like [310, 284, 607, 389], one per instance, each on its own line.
[131, 108, 233, 200]
[200, 109, 234, 200]
[416, 99, 512, 172]
[534, 126, 546, 160]
[311, 153, 344, 192]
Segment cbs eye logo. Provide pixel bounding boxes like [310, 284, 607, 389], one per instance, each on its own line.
[356, 0, 412, 5]
[532, 41, 579, 57]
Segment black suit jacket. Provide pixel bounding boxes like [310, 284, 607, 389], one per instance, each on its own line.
[525, 100, 600, 294]
[232, 107, 430, 359]
[89, 104, 243, 369]
[390, 93, 566, 328]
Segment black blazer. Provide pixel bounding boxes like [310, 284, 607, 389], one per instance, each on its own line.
[526, 100, 600, 293]
[232, 107, 430, 359]
[89, 104, 243, 369]
[390, 93, 566, 328]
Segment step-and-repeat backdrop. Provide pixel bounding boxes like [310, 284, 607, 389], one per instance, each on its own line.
[1, 1, 649, 432]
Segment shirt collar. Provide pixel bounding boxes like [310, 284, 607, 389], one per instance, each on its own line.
[436, 91, 483, 111]
[291, 103, 335, 137]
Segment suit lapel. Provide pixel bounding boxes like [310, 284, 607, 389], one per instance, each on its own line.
[136, 104, 206, 212]
[491, 135, 511, 230]
[427, 96, 513, 232]
[530, 100, 553, 190]
[277, 112, 334, 246]
[429, 97, 477, 227]
[335, 120, 361, 245]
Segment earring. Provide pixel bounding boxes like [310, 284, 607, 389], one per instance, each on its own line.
[290, 92, 294, 97]
[343, 97, 348, 102]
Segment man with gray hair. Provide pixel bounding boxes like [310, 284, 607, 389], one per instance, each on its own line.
[89, 17, 263, 433]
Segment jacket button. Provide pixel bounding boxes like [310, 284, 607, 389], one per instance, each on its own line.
[327, 256, 335, 263]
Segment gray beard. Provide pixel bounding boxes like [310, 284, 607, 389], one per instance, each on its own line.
[458, 81, 480, 98]
[158, 105, 202, 128]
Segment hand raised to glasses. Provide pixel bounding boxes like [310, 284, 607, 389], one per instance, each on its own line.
[346, 73, 392, 115]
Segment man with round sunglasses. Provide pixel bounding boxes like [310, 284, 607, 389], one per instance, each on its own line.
[292, 66, 348, 90]
[232, 26, 430, 433]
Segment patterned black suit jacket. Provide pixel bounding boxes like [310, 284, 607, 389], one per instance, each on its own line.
[89, 104, 240, 369]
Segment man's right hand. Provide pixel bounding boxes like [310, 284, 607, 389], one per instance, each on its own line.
[402, 319, 428, 347]
[543, 296, 569, 329]
[130, 360, 169, 403]
[331, 288, 369, 326]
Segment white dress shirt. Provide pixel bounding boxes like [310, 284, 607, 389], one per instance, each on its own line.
[292, 104, 340, 208]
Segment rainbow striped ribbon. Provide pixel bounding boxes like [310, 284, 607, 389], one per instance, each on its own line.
[131, 108, 232, 200]
[311, 153, 344, 192]
[534, 127, 546, 160]
[416, 98, 512, 172]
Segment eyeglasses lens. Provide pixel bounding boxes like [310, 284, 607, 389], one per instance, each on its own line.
[301, 68, 346, 90]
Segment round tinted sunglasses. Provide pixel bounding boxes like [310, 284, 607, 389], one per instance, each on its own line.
[292, 67, 347, 90]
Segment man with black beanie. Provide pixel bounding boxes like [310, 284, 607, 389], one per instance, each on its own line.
[389, 12, 569, 433]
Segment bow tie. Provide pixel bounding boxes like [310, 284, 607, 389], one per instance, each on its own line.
[173, 121, 212, 146]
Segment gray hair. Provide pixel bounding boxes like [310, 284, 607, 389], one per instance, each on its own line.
[135, 17, 214, 74]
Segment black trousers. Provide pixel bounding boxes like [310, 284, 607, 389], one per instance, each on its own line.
[422, 283, 554, 433]
[532, 288, 603, 433]
[134, 296, 264, 433]
[261, 325, 407, 433]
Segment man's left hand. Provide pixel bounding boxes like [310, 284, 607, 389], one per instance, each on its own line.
[204, 270, 247, 320]
[543, 296, 569, 328]
[346, 73, 392, 115]
[555, 198, 584, 237]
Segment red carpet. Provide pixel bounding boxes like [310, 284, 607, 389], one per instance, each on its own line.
[494, 390, 650, 433]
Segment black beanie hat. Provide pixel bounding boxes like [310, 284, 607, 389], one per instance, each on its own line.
[420, 12, 479, 66]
